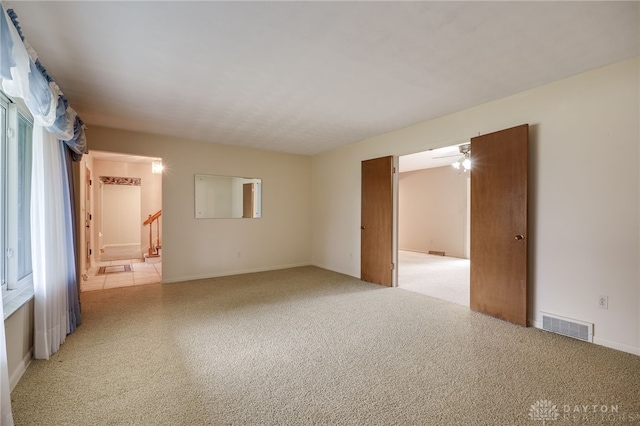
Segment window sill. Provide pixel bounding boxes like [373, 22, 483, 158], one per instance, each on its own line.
[3, 287, 34, 320]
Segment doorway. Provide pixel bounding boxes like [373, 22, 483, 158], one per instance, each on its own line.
[362, 125, 529, 326]
[402, 125, 530, 326]
[397, 144, 471, 307]
[79, 151, 163, 292]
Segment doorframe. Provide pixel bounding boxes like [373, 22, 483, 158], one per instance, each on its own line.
[392, 156, 399, 287]
[86, 151, 164, 267]
[393, 142, 471, 288]
[84, 165, 92, 270]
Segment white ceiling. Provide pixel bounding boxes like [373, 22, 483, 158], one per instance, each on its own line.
[399, 144, 466, 173]
[8, 1, 640, 157]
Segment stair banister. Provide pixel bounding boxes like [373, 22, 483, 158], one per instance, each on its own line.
[143, 210, 162, 257]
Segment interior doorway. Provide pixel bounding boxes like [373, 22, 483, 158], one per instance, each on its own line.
[79, 150, 163, 292]
[397, 144, 471, 307]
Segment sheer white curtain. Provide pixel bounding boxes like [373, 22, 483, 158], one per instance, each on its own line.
[31, 126, 71, 359]
[0, 301, 13, 425]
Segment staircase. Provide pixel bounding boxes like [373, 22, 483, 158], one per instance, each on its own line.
[143, 210, 162, 264]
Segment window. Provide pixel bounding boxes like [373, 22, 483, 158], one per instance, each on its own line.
[1, 91, 34, 317]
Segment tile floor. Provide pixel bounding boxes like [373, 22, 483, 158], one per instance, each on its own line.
[81, 258, 162, 292]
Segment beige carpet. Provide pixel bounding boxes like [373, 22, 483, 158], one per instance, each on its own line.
[398, 250, 470, 307]
[11, 266, 640, 425]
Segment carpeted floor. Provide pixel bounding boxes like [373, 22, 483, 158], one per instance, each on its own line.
[398, 250, 470, 307]
[10, 266, 640, 425]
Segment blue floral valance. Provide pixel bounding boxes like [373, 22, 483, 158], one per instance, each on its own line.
[0, 4, 87, 160]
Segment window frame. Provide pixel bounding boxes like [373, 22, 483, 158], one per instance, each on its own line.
[1, 91, 35, 318]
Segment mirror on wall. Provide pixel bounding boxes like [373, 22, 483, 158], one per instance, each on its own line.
[195, 174, 262, 219]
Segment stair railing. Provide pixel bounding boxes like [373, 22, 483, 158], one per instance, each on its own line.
[143, 210, 162, 257]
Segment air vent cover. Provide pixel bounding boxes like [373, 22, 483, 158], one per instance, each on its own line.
[541, 312, 593, 343]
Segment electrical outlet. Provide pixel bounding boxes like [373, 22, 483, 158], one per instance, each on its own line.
[598, 295, 608, 310]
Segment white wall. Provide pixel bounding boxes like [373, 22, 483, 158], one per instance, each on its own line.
[87, 127, 311, 282]
[100, 184, 141, 246]
[312, 58, 640, 355]
[399, 166, 468, 258]
[4, 300, 33, 391]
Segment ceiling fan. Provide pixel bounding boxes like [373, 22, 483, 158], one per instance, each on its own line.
[433, 143, 471, 171]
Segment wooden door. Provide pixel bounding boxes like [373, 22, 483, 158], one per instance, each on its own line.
[470, 124, 528, 326]
[361, 156, 394, 286]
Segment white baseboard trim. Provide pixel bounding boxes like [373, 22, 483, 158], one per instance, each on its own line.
[162, 262, 312, 284]
[532, 320, 640, 356]
[310, 263, 358, 279]
[398, 248, 428, 254]
[9, 348, 32, 392]
[592, 337, 640, 356]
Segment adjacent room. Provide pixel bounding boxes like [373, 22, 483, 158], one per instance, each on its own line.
[1, 2, 638, 425]
[398, 145, 471, 307]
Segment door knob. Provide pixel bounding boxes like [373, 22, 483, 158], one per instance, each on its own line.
[361, 225, 366, 230]
[514, 234, 524, 240]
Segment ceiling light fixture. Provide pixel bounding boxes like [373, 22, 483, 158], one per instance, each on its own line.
[452, 144, 471, 171]
[152, 160, 164, 174]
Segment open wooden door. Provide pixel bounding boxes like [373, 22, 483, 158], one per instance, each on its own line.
[470, 124, 528, 326]
[361, 156, 394, 286]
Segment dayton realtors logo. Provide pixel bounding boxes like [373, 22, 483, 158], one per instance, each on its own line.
[529, 400, 639, 423]
[529, 400, 560, 425]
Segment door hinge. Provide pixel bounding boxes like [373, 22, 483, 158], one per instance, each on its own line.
[392, 166, 396, 174]
[391, 262, 395, 270]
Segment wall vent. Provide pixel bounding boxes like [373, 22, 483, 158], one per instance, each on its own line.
[541, 312, 593, 343]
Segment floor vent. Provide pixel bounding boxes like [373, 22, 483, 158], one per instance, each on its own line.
[541, 312, 592, 342]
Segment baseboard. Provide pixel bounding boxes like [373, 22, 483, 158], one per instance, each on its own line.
[9, 348, 32, 392]
[592, 337, 640, 356]
[309, 262, 359, 280]
[162, 262, 312, 284]
[398, 249, 468, 260]
[532, 320, 640, 356]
